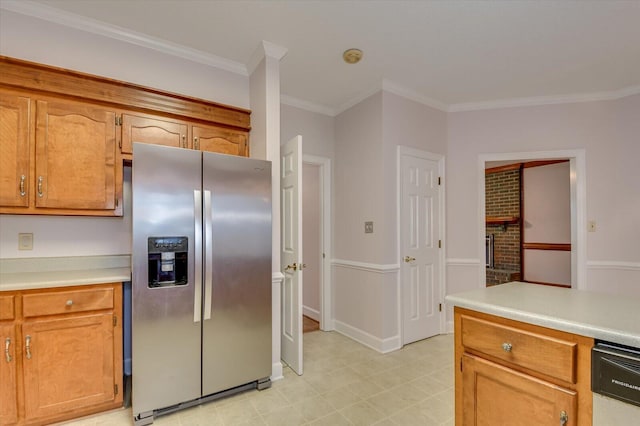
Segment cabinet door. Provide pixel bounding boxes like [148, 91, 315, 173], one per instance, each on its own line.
[22, 313, 116, 421]
[35, 99, 117, 210]
[121, 113, 188, 155]
[462, 353, 577, 426]
[0, 92, 31, 208]
[0, 324, 18, 425]
[192, 124, 248, 156]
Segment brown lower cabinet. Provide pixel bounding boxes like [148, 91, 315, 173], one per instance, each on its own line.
[0, 283, 123, 426]
[454, 307, 593, 426]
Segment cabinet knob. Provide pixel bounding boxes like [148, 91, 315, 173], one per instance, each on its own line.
[66, 299, 74, 306]
[502, 342, 513, 352]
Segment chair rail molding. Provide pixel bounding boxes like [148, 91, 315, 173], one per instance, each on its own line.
[331, 259, 400, 274]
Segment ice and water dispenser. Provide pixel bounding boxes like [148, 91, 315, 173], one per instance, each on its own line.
[147, 237, 188, 287]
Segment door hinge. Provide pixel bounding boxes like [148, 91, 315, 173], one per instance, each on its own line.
[460, 358, 463, 372]
[113, 316, 117, 327]
[115, 116, 122, 126]
[114, 384, 118, 395]
[322, 252, 325, 259]
[438, 176, 442, 185]
[439, 303, 442, 312]
[438, 240, 442, 248]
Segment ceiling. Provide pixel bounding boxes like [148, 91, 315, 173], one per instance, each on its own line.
[9, 0, 640, 115]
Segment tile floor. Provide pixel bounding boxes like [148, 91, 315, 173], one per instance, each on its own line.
[59, 331, 454, 426]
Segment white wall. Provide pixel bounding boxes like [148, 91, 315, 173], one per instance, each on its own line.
[332, 90, 447, 351]
[281, 104, 335, 159]
[446, 94, 640, 322]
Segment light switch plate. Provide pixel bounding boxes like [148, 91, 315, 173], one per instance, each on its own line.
[18, 233, 33, 250]
[365, 221, 374, 234]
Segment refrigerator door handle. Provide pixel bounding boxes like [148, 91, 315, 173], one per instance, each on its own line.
[193, 190, 203, 323]
[203, 190, 213, 320]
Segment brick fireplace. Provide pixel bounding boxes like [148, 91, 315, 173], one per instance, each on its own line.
[485, 168, 522, 286]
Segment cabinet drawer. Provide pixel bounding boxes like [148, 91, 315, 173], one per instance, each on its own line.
[461, 314, 577, 383]
[22, 287, 114, 317]
[0, 295, 15, 320]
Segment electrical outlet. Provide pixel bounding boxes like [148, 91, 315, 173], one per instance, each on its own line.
[18, 233, 33, 250]
[365, 221, 374, 234]
[588, 221, 596, 232]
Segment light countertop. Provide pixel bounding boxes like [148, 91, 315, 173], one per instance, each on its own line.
[445, 282, 640, 348]
[0, 255, 131, 291]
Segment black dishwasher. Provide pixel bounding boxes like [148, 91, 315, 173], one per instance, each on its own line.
[592, 340, 640, 408]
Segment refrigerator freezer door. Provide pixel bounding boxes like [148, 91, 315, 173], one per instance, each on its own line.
[201, 152, 272, 396]
[132, 144, 202, 415]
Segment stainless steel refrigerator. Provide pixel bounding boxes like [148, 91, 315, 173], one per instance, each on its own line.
[131, 143, 272, 425]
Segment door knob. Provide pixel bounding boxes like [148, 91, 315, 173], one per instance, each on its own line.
[285, 263, 298, 271]
[404, 256, 416, 263]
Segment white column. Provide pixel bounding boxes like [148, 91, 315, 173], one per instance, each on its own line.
[249, 40, 287, 380]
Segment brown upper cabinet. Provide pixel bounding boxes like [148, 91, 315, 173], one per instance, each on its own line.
[0, 92, 31, 209]
[193, 124, 248, 156]
[0, 56, 251, 216]
[121, 113, 188, 155]
[120, 113, 248, 157]
[0, 90, 121, 216]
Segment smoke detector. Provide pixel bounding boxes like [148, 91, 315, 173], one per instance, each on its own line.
[343, 48, 363, 64]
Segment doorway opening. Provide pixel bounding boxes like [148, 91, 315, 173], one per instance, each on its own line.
[478, 150, 587, 289]
[302, 155, 332, 332]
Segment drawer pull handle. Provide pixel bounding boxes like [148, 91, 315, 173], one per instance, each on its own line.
[25, 335, 32, 360]
[502, 342, 513, 352]
[5, 337, 11, 363]
[560, 410, 568, 425]
[66, 299, 74, 306]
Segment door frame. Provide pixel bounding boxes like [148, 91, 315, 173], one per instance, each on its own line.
[302, 154, 333, 331]
[396, 146, 446, 341]
[478, 149, 587, 289]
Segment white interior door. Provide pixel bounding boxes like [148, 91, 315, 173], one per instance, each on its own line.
[280, 135, 303, 375]
[400, 150, 442, 345]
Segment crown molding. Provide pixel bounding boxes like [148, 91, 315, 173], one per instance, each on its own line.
[449, 85, 640, 112]
[1, 0, 248, 76]
[333, 82, 385, 116]
[247, 40, 288, 75]
[382, 80, 449, 112]
[280, 95, 336, 117]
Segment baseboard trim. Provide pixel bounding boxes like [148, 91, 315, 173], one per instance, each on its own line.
[303, 306, 320, 321]
[334, 320, 401, 354]
[270, 362, 283, 381]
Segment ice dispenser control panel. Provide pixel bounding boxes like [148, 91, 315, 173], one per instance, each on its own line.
[148, 237, 188, 288]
